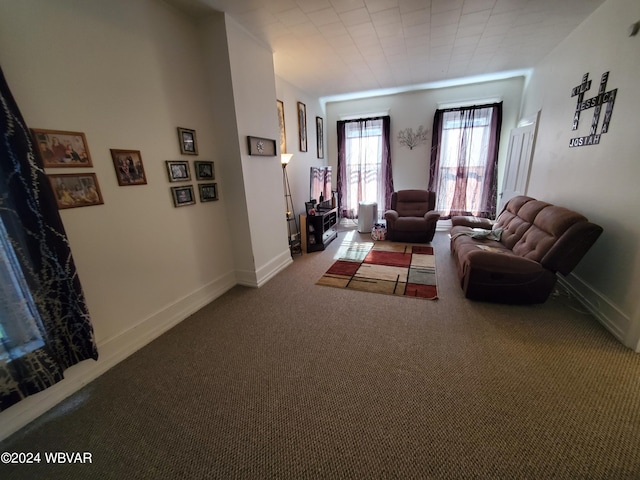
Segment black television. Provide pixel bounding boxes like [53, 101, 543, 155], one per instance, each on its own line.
[310, 166, 332, 209]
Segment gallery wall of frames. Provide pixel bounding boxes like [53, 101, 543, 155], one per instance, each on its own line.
[31, 127, 219, 210]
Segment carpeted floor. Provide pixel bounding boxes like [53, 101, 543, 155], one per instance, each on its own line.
[1, 222, 640, 479]
[317, 240, 438, 299]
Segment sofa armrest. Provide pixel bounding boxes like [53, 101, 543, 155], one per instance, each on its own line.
[451, 215, 493, 229]
[425, 211, 441, 222]
[384, 210, 399, 222]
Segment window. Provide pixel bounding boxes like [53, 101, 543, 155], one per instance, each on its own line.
[429, 104, 502, 219]
[0, 222, 44, 360]
[345, 120, 382, 212]
[337, 116, 393, 219]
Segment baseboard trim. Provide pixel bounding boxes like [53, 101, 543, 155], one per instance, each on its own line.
[436, 219, 452, 231]
[557, 273, 632, 348]
[236, 248, 292, 288]
[0, 271, 237, 441]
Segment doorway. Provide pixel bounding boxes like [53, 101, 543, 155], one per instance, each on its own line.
[498, 112, 539, 213]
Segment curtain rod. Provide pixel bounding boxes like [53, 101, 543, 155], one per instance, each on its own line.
[437, 97, 502, 109]
[339, 110, 389, 120]
[337, 116, 389, 124]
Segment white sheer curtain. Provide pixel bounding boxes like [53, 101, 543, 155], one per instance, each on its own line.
[0, 221, 45, 359]
[337, 116, 393, 220]
[429, 104, 502, 219]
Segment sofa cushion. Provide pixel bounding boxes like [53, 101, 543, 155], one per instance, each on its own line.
[450, 228, 511, 255]
[449, 231, 511, 280]
[392, 190, 433, 217]
[395, 216, 429, 232]
[495, 199, 549, 250]
[451, 216, 493, 229]
[512, 206, 588, 262]
[394, 202, 428, 217]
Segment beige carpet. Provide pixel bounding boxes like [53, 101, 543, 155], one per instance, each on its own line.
[1, 223, 640, 479]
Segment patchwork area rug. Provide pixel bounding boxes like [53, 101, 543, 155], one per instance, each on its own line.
[316, 241, 438, 300]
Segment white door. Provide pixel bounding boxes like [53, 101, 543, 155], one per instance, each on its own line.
[498, 114, 538, 212]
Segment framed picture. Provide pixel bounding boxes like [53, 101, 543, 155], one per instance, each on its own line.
[247, 136, 276, 156]
[31, 128, 93, 167]
[177, 127, 198, 155]
[110, 149, 147, 186]
[277, 99, 286, 153]
[198, 183, 218, 202]
[194, 161, 215, 180]
[166, 160, 191, 182]
[316, 116, 324, 159]
[297, 101, 307, 152]
[171, 185, 195, 207]
[48, 173, 104, 209]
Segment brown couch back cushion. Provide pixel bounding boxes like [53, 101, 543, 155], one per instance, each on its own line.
[392, 190, 434, 217]
[494, 197, 549, 249]
[497, 197, 589, 265]
[512, 206, 587, 262]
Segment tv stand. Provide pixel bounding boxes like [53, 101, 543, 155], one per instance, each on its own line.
[300, 207, 338, 253]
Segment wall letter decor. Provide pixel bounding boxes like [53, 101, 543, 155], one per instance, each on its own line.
[569, 71, 617, 148]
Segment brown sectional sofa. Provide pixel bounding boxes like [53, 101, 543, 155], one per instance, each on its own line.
[450, 195, 603, 304]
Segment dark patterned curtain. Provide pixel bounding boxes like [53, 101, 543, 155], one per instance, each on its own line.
[429, 103, 502, 219]
[0, 66, 98, 411]
[337, 116, 393, 219]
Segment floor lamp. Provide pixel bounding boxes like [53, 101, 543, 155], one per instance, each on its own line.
[282, 154, 301, 256]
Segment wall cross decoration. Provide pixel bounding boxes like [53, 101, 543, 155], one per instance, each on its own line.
[569, 71, 617, 148]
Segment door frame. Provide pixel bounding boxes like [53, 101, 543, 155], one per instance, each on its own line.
[498, 111, 540, 213]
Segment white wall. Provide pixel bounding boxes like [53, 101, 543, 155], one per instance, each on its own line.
[520, 0, 640, 348]
[199, 14, 293, 287]
[0, 0, 289, 438]
[275, 76, 327, 221]
[0, 0, 238, 343]
[225, 18, 292, 284]
[325, 77, 525, 200]
[199, 12, 253, 285]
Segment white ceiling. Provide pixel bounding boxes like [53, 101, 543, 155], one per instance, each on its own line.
[164, 0, 606, 99]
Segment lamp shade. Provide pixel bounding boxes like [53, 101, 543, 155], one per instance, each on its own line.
[281, 153, 293, 165]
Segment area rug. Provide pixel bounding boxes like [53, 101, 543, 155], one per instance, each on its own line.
[316, 241, 438, 300]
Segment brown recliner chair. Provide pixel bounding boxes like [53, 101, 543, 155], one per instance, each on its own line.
[384, 190, 440, 243]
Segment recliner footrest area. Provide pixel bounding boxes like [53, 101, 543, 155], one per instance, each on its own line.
[462, 265, 558, 304]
